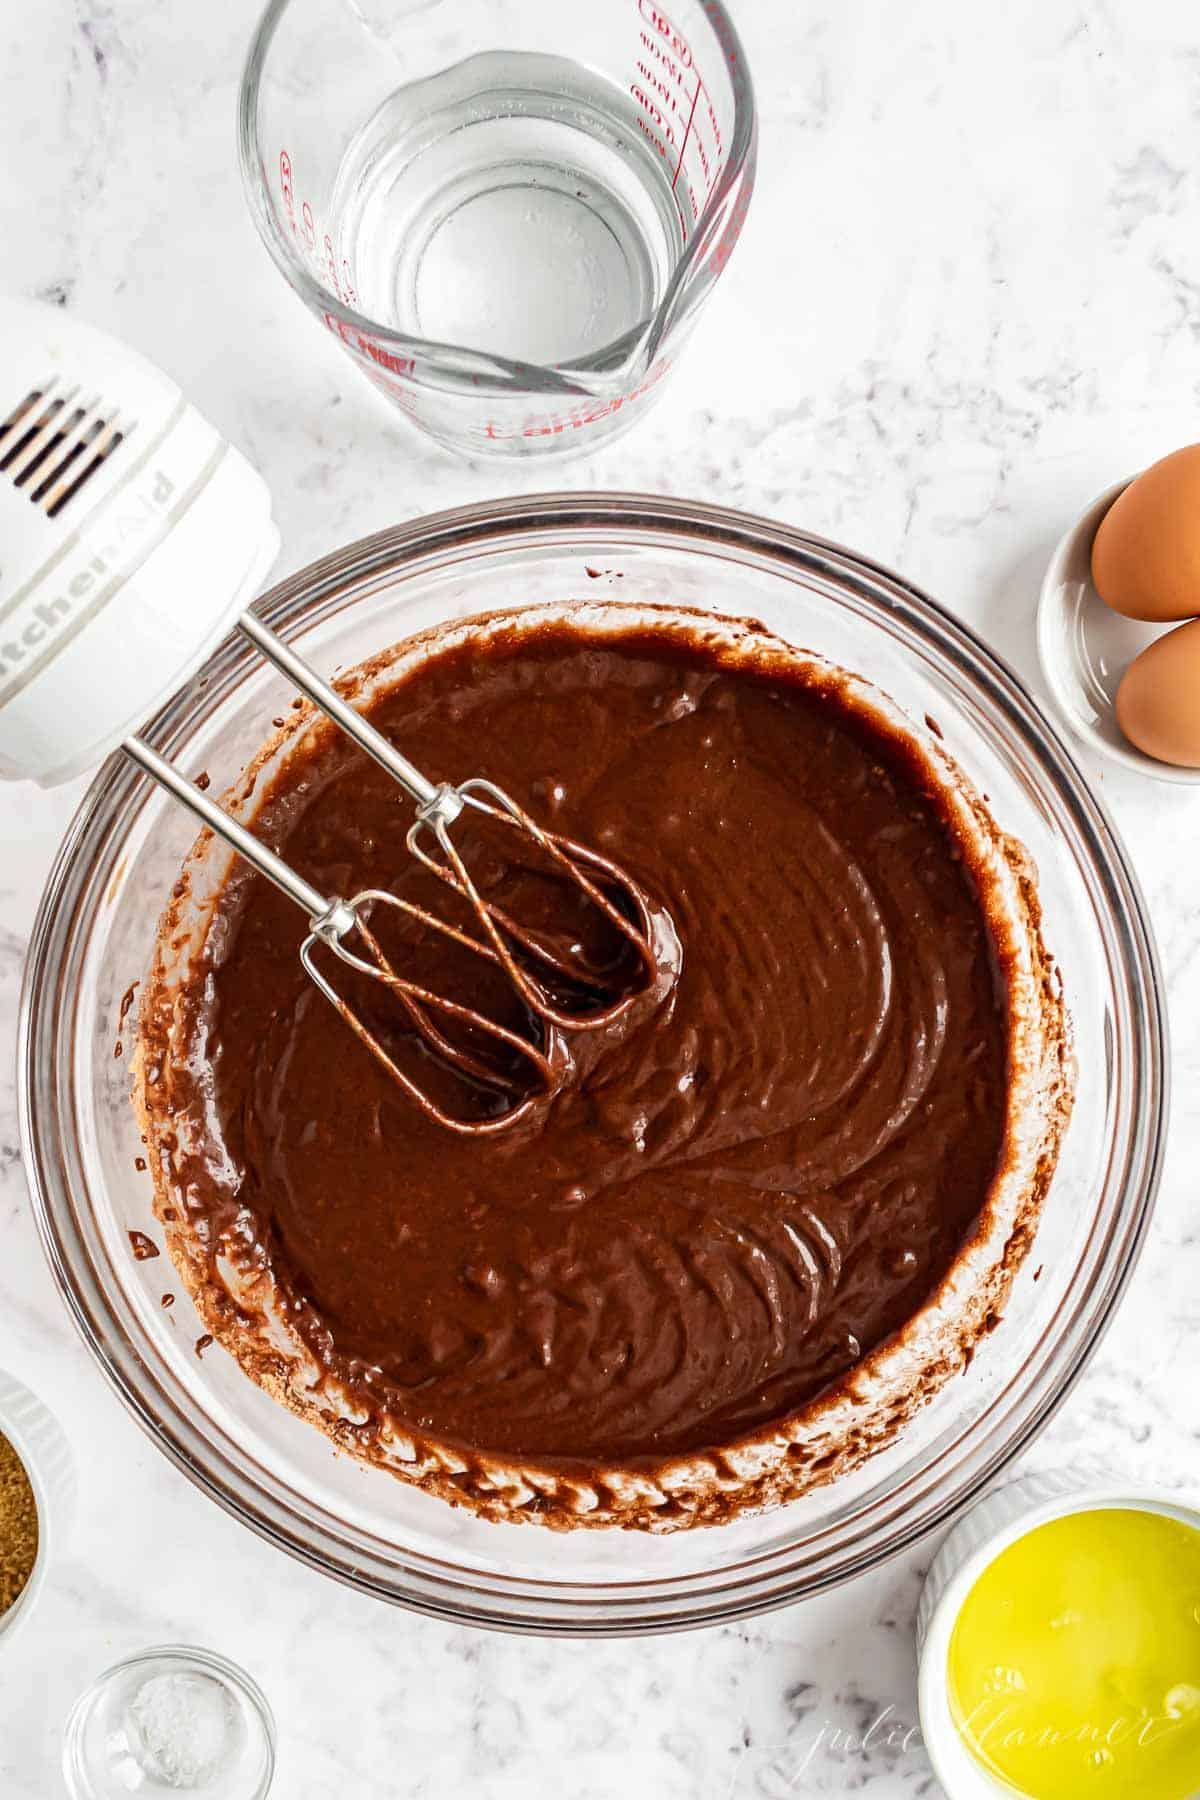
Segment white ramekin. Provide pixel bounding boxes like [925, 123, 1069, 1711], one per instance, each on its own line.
[916, 1467, 1200, 1798]
[0, 1370, 76, 1647]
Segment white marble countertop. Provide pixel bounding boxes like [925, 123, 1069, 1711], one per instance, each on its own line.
[3, 1, 1200, 1793]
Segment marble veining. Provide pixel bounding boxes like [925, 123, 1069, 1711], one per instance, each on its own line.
[2, 1, 1200, 1794]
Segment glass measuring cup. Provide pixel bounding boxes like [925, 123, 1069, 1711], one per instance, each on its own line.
[238, 0, 757, 457]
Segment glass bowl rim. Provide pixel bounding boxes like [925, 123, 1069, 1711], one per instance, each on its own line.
[19, 490, 1168, 1634]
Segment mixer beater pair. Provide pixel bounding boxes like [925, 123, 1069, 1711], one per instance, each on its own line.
[125, 611, 661, 1136]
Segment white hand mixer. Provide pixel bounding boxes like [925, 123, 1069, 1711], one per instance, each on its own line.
[0, 298, 661, 1133]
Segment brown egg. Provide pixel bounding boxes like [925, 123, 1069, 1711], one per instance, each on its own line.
[1115, 618, 1200, 767]
[1092, 444, 1200, 621]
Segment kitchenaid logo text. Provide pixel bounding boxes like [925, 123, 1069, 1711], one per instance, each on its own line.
[0, 470, 175, 694]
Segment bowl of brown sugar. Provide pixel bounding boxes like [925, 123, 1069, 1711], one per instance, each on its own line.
[0, 1372, 74, 1645]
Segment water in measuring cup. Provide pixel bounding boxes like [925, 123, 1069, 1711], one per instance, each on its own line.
[330, 52, 686, 368]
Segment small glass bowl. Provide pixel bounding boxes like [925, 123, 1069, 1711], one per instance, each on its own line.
[20, 493, 1167, 1633]
[62, 1645, 276, 1800]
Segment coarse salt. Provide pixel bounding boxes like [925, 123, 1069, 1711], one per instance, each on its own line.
[127, 1670, 239, 1789]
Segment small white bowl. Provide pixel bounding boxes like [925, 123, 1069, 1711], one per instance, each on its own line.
[916, 1467, 1200, 1797]
[1036, 478, 1200, 786]
[0, 1370, 75, 1648]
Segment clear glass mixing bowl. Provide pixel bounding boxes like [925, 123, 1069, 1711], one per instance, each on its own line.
[19, 494, 1166, 1634]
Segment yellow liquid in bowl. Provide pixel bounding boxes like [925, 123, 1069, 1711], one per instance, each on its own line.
[948, 1507, 1200, 1799]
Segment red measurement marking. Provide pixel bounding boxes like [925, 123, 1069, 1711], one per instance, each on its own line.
[635, 112, 672, 164]
[639, 0, 692, 66]
[323, 235, 342, 301]
[323, 312, 416, 379]
[481, 355, 672, 442]
[635, 60, 680, 112]
[633, 113, 687, 229]
[631, 2, 717, 211]
[639, 30, 688, 89]
[630, 84, 676, 145]
[673, 72, 702, 186]
[708, 169, 753, 275]
[279, 149, 296, 235]
[702, 86, 724, 157]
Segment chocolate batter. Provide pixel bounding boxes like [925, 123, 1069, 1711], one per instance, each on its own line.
[146, 621, 1011, 1475]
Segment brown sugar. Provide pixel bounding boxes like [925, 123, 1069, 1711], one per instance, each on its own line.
[0, 1432, 38, 1613]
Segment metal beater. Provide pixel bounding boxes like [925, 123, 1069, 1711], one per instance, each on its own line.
[124, 612, 662, 1136]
